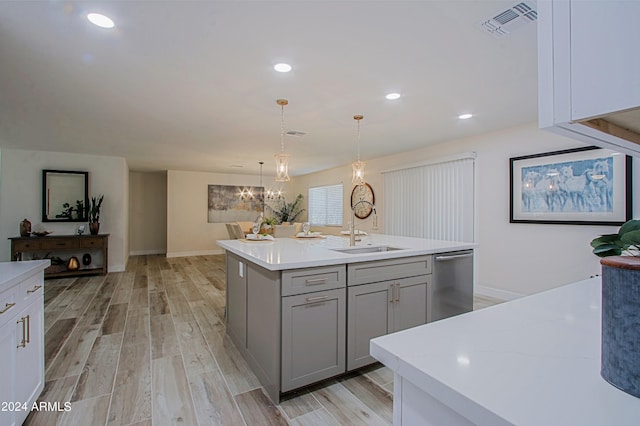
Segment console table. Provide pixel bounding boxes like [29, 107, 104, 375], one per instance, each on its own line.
[9, 234, 109, 279]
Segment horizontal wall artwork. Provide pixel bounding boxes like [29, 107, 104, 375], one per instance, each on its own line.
[207, 184, 263, 223]
[510, 146, 632, 225]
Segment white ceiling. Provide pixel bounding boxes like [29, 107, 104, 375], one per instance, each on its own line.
[0, 1, 538, 177]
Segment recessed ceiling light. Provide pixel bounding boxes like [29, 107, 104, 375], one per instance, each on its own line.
[385, 93, 401, 100]
[87, 13, 115, 29]
[274, 63, 292, 73]
[458, 113, 473, 120]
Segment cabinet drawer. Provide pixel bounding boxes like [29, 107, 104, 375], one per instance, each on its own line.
[81, 237, 103, 248]
[40, 238, 80, 250]
[18, 273, 44, 304]
[282, 265, 346, 296]
[12, 240, 41, 252]
[348, 255, 432, 286]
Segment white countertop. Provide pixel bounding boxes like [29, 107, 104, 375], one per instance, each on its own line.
[0, 260, 50, 289]
[370, 277, 640, 425]
[217, 233, 475, 270]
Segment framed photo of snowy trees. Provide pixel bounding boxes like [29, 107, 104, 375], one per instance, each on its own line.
[510, 146, 632, 225]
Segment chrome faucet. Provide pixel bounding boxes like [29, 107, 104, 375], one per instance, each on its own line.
[350, 200, 377, 246]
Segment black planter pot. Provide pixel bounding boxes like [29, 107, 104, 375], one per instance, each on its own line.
[601, 256, 640, 398]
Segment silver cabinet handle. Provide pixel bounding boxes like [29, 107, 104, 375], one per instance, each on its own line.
[27, 285, 43, 294]
[305, 295, 329, 303]
[305, 278, 328, 284]
[395, 283, 400, 302]
[435, 253, 473, 261]
[0, 302, 16, 314]
[389, 284, 394, 304]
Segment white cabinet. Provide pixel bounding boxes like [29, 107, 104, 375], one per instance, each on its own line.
[0, 316, 18, 426]
[0, 261, 47, 426]
[538, 0, 640, 156]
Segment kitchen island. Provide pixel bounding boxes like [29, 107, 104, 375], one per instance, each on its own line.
[370, 277, 640, 426]
[217, 234, 475, 402]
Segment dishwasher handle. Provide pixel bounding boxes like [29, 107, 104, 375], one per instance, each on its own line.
[434, 252, 473, 262]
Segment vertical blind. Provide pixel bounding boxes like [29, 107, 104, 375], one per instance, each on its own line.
[383, 156, 475, 242]
[308, 183, 343, 226]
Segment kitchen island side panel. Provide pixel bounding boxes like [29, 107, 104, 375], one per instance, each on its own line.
[246, 262, 281, 403]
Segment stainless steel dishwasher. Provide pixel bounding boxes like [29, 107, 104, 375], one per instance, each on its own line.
[432, 250, 474, 321]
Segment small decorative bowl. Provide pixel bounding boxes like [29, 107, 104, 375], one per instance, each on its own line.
[31, 231, 52, 237]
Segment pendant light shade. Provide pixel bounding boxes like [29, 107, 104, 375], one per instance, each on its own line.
[351, 114, 366, 185]
[274, 99, 290, 182]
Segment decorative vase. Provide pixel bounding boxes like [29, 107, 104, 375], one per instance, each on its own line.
[20, 218, 31, 237]
[89, 222, 100, 235]
[600, 256, 640, 398]
[67, 256, 79, 271]
[82, 253, 92, 266]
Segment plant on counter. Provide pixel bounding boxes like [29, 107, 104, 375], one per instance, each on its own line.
[261, 216, 278, 228]
[272, 194, 305, 224]
[89, 194, 104, 224]
[590, 219, 640, 257]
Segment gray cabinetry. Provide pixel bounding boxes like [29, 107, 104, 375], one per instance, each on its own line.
[226, 253, 247, 349]
[347, 275, 430, 370]
[281, 288, 346, 391]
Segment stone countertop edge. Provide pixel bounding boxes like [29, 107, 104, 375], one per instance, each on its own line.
[370, 277, 640, 426]
[0, 260, 50, 289]
[216, 234, 476, 271]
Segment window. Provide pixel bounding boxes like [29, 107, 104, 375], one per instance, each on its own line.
[308, 183, 343, 226]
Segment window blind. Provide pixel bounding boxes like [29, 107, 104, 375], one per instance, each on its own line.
[308, 183, 343, 226]
[383, 156, 475, 242]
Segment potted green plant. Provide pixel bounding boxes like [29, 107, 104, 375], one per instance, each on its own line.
[88, 194, 104, 235]
[590, 219, 640, 398]
[272, 194, 305, 224]
[261, 216, 278, 230]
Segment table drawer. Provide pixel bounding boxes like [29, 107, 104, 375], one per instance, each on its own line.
[282, 265, 346, 296]
[12, 240, 42, 252]
[81, 237, 103, 248]
[40, 238, 80, 250]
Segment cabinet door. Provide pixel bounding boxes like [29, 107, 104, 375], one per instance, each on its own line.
[14, 299, 45, 424]
[281, 288, 345, 391]
[0, 319, 17, 426]
[347, 282, 393, 371]
[393, 275, 430, 333]
[570, 1, 640, 120]
[226, 254, 247, 349]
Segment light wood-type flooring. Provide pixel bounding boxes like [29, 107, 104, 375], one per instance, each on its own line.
[25, 254, 502, 426]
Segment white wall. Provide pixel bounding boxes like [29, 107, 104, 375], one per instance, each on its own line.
[0, 148, 129, 272]
[166, 169, 274, 257]
[291, 122, 640, 297]
[129, 171, 167, 255]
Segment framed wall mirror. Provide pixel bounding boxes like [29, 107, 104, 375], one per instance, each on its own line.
[42, 170, 89, 222]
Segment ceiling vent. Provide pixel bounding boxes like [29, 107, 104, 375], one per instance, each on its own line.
[478, 1, 537, 37]
[285, 130, 306, 137]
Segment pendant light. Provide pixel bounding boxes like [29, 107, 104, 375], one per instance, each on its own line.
[274, 99, 290, 182]
[352, 114, 366, 185]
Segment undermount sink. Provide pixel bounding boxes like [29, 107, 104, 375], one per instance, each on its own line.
[330, 245, 405, 254]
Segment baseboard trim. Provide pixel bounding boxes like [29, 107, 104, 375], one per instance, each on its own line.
[166, 249, 225, 258]
[475, 285, 524, 301]
[130, 250, 166, 256]
[109, 264, 126, 273]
